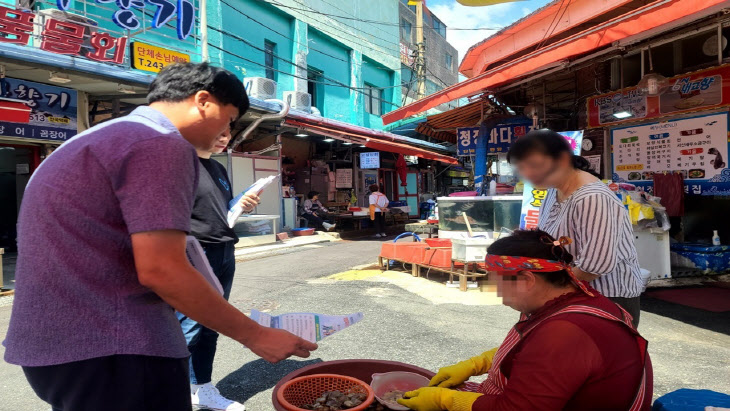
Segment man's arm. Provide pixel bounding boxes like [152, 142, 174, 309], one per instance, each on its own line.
[132, 230, 317, 362]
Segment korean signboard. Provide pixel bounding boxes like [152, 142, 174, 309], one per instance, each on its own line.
[399, 42, 414, 66]
[0, 6, 127, 64]
[132, 42, 190, 73]
[55, 0, 195, 40]
[611, 112, 730, 196]
[588, 64, 730, 128]
[519, 131, 583, 229]
[360, 152, 380, 169]
[456, 119, 535, 156]
[0, 77, 77, 142]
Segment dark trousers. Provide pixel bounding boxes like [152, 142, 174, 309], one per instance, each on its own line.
[303, 212, 324, 229]
[176, 241, 236, 384]
[23, 354, 191, 411]
[303, 212, 332, 229]
[609, 296, 641, 328]
[373, 211, 386, 233]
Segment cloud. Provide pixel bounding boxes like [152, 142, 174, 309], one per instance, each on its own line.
[428, 0, 550, 67]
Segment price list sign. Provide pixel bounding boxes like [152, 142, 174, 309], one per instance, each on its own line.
[611, 112, 730, 195]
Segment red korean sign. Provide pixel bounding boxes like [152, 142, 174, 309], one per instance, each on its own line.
[0, 6, 127, 65]
[587, 64, 730, 128]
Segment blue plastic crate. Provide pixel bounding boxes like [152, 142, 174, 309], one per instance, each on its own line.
[653, 389, 730, 411]
[670, 243, 730, 273]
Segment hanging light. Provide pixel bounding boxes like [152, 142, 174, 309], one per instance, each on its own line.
[637, 45, 669, 96]
[295, 128, 308, 137]
[323, 138, 335, 142]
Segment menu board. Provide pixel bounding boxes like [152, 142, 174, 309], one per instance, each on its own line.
[335, 168, 353, 189]
[611, 112, 730, 195]
[360, 152, 380, 169]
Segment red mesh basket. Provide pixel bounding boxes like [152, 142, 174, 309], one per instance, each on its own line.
[276, 374, 375, 411]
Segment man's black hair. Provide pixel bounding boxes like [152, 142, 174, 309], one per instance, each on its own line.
[307, 191, 319, 199]
[487, 229, 574, 287]
[148, 62, 249, 117]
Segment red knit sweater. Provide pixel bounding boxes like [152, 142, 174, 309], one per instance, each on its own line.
[472, 291, 653, 410]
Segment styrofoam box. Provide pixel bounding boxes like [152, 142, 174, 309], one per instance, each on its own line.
[451, 237, 492, 262]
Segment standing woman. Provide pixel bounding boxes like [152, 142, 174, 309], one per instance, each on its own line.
[507, 129, 644, 326]
[179, 127, 260, 411]
[369, 184, 389, 238]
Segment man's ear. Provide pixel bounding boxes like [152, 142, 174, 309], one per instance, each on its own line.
[193, 90, 211, 111]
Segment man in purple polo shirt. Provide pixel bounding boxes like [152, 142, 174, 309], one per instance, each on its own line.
[3, 63, 317, 411]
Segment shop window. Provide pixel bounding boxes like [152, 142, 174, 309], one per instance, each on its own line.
[445, 53, 453, 70]
[364, 84, 382, 116]
[307, 67, 324, 113]
[620, 53, 642, 89]
[401, 19, 412, 42]
[646, 43, 675, 78]
[680, 29, 730, 72]
[264, 40, 277, 81]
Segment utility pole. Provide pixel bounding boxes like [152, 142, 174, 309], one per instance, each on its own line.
[200, 0, 209, 62]
[413, 0, 426, 100]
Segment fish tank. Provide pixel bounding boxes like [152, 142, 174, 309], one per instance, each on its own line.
[436, 196, 522, 238]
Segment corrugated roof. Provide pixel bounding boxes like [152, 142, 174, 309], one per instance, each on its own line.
[414, 99, 493, 143]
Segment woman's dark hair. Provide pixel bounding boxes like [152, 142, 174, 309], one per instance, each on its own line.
[307, 191, 319, 199]
[487, 229, 574, 287]
[369, 184, 380, 193]
[507, 129, 596, 176]
[148, 62, 249, 117]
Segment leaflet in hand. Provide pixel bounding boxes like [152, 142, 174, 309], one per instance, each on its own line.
[227, 174, 279, 228]
[249, 310, 364, 343]
[185, 236, 224, 295]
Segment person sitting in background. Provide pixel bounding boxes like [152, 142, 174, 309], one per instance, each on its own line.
[302, 191, 336, 231]
[368, 184, 389, 238]
[399, 229, 652, 411]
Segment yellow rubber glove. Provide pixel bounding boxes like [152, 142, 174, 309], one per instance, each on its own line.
[397, 387, 483, 411]
[429, 347, 498, 388]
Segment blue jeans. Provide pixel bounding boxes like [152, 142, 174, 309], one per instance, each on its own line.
[177, 241, 236, 385]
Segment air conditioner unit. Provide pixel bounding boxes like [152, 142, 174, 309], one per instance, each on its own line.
[33, 9, 98, 51]
[284, 91, 312, 112]
[244, 77, 277, 100]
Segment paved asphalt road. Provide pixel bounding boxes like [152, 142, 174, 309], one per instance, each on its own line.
[1, 238, 729, 410]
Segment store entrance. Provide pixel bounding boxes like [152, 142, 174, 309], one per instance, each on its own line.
[0, 143, 38, 251]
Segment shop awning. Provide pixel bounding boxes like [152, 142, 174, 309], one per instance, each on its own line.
[414, 100, 494, 144]
[284, 114, 458, 165]
[382, 0, 729, 125]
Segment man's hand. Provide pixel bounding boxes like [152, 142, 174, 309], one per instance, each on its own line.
[131, 230, 318, 364]
[239, 193, 260, 213]
[244, 327, 318, 363]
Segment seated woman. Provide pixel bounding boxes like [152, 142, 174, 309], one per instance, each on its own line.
[302, 191, 336, 231]
[399, 229, 652, 411]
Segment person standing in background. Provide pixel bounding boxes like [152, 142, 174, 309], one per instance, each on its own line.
[369, 184, 389, 238]
[180, 127, 260, 411]
[507, 129, 644, 327]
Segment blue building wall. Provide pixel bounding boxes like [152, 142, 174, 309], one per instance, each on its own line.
[208, 0, 401, 131]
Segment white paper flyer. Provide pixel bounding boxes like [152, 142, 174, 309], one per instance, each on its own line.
[185, 236, 224, 295]
[227, 174, 280, 228]
[249, 310, 364, 343]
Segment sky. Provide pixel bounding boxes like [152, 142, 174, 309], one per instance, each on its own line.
[427, 0, 554, 64]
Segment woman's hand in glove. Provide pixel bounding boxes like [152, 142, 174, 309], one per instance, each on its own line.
[397, 387, 482, 411]
[429, 347, 498, 388]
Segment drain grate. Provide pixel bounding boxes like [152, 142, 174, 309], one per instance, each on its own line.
[230, 298, 280, 314]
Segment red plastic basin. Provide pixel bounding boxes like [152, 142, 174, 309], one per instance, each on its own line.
[272, 360, 435, 411]
[424, 238, 451, 248]
[380, 242, 428, 262]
